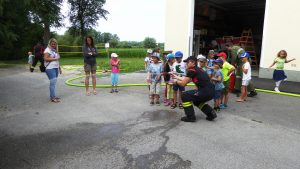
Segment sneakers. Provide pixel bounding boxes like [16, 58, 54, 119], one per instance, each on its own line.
[181, 116, 196, 122]
[110, 89, 114, 93]
[155, 101, 160, 106]
[150, 101, 154, 105]
[214, 107, 220, 112]
[220, 104, 227, 109]
[247, 91, 257, 97]
[274, 87, 280, 92]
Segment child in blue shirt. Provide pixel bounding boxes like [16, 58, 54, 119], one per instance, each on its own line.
[211, 59, 224, 112]
[206, 50, 215, 78]
[147, 52, 163, 105]
[171, 51, 186, 109]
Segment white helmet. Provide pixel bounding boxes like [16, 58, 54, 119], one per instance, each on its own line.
[197, 54, 206, 61]
[111, 53, 118, 58]
[147, 49, 153, 54]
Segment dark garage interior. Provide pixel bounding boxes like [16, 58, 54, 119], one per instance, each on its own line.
[193, 0, 266, 66]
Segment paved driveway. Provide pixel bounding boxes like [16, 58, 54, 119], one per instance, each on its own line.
[1, 66, 300, 169]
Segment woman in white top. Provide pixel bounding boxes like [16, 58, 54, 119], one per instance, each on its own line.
[44, 38, 62, 103]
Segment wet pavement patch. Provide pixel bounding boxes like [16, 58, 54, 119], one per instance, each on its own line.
[0, 111, 191, 169]
[0, 122, 125, 169]
[142, 110, 179, 121]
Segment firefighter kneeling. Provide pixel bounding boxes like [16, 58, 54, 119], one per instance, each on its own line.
[172, 56, 217, 122]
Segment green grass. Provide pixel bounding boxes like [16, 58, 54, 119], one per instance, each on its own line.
[0, 57, 145, 73]
[60, 48, 147, 58]
[60, 57, 144, 73]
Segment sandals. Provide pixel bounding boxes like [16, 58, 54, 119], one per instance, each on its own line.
[50, 98, 60, 103]
[236, 99, 244, 102]
[178, 103, 183, 109]
[86, 90, 97, 95]
[164, 101, 171, 106]
[170, 104, 177, 109]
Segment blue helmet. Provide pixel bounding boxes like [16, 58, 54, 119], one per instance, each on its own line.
[240, 52, 250, 58]
[167, 53, 175, 59]
[213, 59, 224, 65]
[151, 52, 160, 59]
[175, 51, 183, 58]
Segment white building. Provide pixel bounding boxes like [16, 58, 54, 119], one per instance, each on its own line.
[165, 0, 300, 82]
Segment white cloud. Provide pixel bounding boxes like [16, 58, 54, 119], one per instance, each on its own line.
[52, 0, 165, 42]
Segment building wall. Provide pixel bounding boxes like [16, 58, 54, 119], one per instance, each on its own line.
[260, 0, 300, 82]
[165, 0, 194, 58]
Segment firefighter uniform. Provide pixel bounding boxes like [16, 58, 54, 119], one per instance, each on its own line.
[181, 66, 217, 122]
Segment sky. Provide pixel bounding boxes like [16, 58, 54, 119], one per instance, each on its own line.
[51, 0, 165, 42]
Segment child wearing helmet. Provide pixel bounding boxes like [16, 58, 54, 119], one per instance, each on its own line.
[147, 52, 163, 105]
[171, 51, 186, 109]
[236, 52, 251, 102]
[197, 54, 207, 71]
[145, 49, 153, 93]
[145, 49, 153, 71]
[206, 50, 215, 78]
[163, 53, 176, 106]
[211, 59, 224, 112]
[110, 53, 120, 93]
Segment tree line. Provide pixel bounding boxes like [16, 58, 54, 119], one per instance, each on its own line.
[0, 0, 108, 60]
[0, 0, 163, 60]
[56, 29, 162, 49]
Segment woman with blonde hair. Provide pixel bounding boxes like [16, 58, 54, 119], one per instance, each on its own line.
[44, 38, 62, 103]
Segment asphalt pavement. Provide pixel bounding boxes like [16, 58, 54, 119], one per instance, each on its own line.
[0, 65, 300, 169]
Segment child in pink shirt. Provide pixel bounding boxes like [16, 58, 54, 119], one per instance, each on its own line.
[110, 53, 120, 93]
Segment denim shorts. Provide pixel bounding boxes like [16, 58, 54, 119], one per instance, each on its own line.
[214, 90, 222, 100]
[173, 84, 185, 91]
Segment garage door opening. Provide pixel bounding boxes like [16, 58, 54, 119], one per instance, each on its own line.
[193, 0, 266, 67]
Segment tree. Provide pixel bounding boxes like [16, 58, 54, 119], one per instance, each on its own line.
[0, 0, 44, 59]
[87, 29, 102, 44]
[68, 0, 109, 39]
[101, 32, 112, 43]
[143, 37, 157, 48]
[108, 33, 119, 47]
[29, 0, 64, 45]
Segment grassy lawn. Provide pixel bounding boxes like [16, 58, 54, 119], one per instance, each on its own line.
[0, 57, 145, 73]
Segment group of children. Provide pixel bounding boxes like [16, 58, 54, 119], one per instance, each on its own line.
[146, 50, 187, 107]
[145, 49, 253, 112]
[145, 48, 297, 113]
